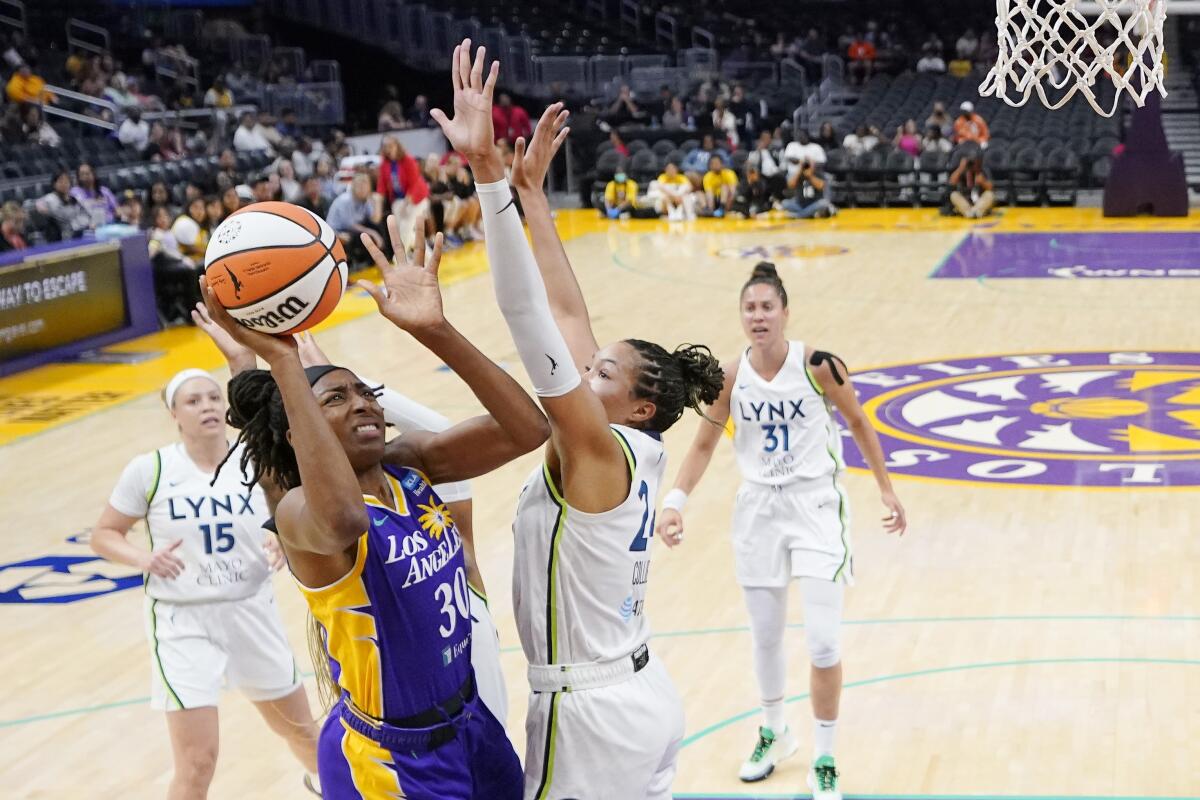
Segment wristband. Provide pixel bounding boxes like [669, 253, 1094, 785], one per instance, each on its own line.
[661, 488, 688, 512]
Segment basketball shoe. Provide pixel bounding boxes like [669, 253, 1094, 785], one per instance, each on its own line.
[737, 725, 798, 781]
[806, 754, 842, 800]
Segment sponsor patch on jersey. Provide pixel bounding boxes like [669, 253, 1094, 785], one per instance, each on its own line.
[841, 351, 1200, 487]
[401, 472, 427, 495]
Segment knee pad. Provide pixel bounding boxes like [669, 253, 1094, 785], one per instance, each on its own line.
[801, 580, 844, 669]
[806, 620, 841, 669]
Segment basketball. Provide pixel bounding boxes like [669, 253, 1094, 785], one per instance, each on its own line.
[204, 201, 348, 336]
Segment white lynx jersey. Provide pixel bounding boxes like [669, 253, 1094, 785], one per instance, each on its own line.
[729, 341, 844, 485]
[109, 442, 271, 603]
[512, 425, 665, 666]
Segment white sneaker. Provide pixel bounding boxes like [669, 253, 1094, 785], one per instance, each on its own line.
[806, 754, 842, 800]
[737, 725, 799, 782]
[302, 772, 322, 797]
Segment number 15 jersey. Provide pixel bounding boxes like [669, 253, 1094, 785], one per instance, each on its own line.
[513, 426, 665, 667]
[730, 341, 844, 486]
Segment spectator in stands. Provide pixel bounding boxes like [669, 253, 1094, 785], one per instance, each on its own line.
[104, 74, 138, 109]
[917, 44, 947, 74]
[815, 122, 838, 152]
[604, 84, 645, 128]
[21, 104, 59, 148]
[603, 170, 638, 219]
[683, 133, 729, 174]
[0, 103, 22, 143]
[795, 28, 826, 81]
[926, 101, 952, 138]
[216, 149, 240, 188]
[977, 32, 999, 69]
[492, 93, 532, 144]
[277, 160, 302, 203]
[921, 32, 945, 57]
[408, 95, 434, 127]
[327, 172, 384, 266]
[378, 101, 410, 131]
[35, 171, 92, 241]
[734, 164, 772, 218]
[783, 160, 837, 219]
[71, 163, 118, 227]
[956, 29, 980, 61]
[953, 101, 990, 146]
[842, 123, 880, 156]
[608, 130, 630, 158]
[148, 205, 186, 262]
[747, 130, 785, 199]
[377, 135, 431, 250]
[923, 124, 952, 154]
[203, 77, 234, 109]
[769, 33, 789, 61]
[660, 96, 692, 131]
[206, 195, 225, 228]
[297, 174, 331, 219]
[118, 107, 151, 153]
[169, 78, 197, 111]
[894, 120, 923, 157]
[785, 129, 826, 172]
[314, 155, 338, 199]
[277, 108, 301, 140]
[0, 201, 28, 251]
[233, 111, 274, 154]
[847, 32, 877, 85]
[221, 186, 243, 218]
[172, 196, 210, 263]
[116, 192, 145, 227]
[249, 173, 273, 204]
[148, 182, 177, 219]
[712, 97, 739, 149]
[702, 155, 739, 218]
[3, 33, 34, 71]
[949, 155, 994, 218]
[728, 84, 759, 144]
[648, 85, 674, 126]
[648, 161, 694, 221]
[6, 61, 53, 105]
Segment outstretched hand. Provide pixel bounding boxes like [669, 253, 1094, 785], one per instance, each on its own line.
[511, 102, 570, 194]
[355, 214, 446, 335]
[191, 301, 256, 373]
[431, 40, 499, 162]
[198, 277, 297, 366]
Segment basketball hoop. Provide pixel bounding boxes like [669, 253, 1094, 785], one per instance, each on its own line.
[979, 0, 1167, 117]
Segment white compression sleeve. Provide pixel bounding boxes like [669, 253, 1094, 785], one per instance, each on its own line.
[475, 178, 581, 398]
[359, 374, 473, 503]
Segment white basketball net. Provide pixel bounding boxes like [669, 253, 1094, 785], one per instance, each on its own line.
[979, 0, 1166, 117]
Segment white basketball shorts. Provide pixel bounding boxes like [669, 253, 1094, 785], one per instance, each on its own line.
[730, 478, 854, 588]
[143, 581, 300, 711]
[470, 586, 509, 726]
[523, 654, 684, 800]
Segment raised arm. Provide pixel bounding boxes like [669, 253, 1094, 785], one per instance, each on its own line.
[655, 361, 736, 546]
[432, 41, 630, 513]
[199, 280, 368, 557]
[355, 216, 550, 485]
[509, 103, 599, 371]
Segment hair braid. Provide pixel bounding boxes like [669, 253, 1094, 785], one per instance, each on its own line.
[624, 339, 725, 432]
[215, 370, 300, 490]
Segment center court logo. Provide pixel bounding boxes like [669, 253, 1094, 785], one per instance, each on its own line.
[843, 352, 1200, 487]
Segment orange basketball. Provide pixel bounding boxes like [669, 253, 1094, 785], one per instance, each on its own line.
[204, 201, 348, 335]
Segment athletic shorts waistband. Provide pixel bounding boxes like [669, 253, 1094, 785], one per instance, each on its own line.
[527, 643, 651, 693]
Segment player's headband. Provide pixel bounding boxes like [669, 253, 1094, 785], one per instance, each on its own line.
[304, 364, 346, 387]
[163, 368, 219, 409]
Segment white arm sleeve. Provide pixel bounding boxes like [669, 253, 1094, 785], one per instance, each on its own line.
[360, 375, 473, 503]
[475, 178, 581, 398]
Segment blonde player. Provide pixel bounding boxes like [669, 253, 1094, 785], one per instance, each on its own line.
[91, 368, 321, 799]
[190, 305, 510, 727]
[656, 262, 907, 799]
[435, 43, 724, 799]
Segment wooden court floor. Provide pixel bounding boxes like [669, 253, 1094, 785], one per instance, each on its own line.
[2, 207, 1199, 799]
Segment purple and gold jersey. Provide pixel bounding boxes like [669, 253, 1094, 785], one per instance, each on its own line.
[298, 464, 471, 720]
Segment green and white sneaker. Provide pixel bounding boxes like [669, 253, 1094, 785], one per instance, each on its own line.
[737, 725, 799, 782]
[806, 754, 842, 800]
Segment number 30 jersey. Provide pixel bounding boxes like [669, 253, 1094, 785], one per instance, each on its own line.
[108, 442, 271, 604]
[730, 341, 844, 486]
[297, 464, 470, 721]
[512, 426, 665, 667]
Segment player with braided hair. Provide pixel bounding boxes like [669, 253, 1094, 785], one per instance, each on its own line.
[656, 260, 908, 799]
[197, 215, 548, 799]
[431, 42, 724, 799]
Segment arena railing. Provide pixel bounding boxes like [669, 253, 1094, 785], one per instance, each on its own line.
[692, 26, 716, 51]
[232, 34, 272, 75]
[679, 48, 719, 78]
[66, 18, 110, 57]
[620, 0, 642, 36]
[654, 12, 678, 50]
[534, 56, 589, 97]
[0, 0, 25, 37]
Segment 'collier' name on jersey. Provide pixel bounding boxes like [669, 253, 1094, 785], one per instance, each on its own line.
[841, 351, 1200, 488]
[167, 492, 257, 520]
[391, 525, 463, 588]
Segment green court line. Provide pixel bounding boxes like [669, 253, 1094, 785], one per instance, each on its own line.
[679, 657, 1200, 749]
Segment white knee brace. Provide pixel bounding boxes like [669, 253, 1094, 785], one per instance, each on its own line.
[800, 578, 844, 669]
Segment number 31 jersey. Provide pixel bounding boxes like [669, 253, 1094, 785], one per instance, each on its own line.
[108, 442, 271, 604]
[730, 341, 844, 486]
[512, 426, 665, 667]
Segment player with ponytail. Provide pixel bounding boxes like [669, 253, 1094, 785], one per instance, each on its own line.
[656, 258, 907, 798]
[432, 41, 723, 799]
